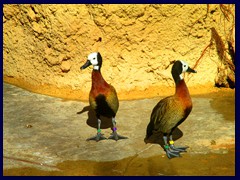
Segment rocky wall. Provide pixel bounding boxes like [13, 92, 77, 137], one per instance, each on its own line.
[3, 4, 235, 100]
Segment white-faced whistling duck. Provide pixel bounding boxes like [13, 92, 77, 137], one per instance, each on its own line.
[80, 52, 128, 141]
[145, 60, 197, 159]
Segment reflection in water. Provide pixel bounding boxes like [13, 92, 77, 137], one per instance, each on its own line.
[3, 148, 235, 176]
[210, 97, 235, 121]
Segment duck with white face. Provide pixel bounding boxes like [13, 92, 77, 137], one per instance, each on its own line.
[145, 60, 197, 159]
[81, 52, 128, 141]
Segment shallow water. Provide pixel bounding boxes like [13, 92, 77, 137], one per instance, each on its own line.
[3, 83, 235, 176]
[3, 148, 235, 176]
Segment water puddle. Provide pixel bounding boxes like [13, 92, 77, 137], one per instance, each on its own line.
[4, 148, 235, 176]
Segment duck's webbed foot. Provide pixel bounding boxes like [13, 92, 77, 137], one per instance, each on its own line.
[108, 128, 128, 141]
[87, 131, 107, 142]
[109, 118, 128, 141]
[170, 144, 189, 152]
[164, 145, 181, 159]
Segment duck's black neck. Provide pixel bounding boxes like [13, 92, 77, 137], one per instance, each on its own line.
[171, 60, 183, 85]
[172, 71, 182, 85]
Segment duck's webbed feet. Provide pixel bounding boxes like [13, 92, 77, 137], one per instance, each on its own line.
[162, 136, 188, 159]
[164, 145, 181, 159]
[170, 144, 189, 152]
[108, 127, 128, 141]
[87, 130, 107, 142]
[108, 118, 128, 141]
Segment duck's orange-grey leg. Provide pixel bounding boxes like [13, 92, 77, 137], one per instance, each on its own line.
[108, 117, 128, 141]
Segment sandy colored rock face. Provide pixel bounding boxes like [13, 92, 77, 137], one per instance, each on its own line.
[3, 4, 235, 100]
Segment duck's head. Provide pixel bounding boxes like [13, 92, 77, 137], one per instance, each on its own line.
[80, 52, 102, 71]
[171, 60, 197, 83]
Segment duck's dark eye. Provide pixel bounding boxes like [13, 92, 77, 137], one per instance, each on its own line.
[93, 58, 96, 60]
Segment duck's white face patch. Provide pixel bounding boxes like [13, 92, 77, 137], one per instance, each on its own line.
[88, 52, 99, 70]
[179, 60, 189, 80]
[180, 60, 189, 72]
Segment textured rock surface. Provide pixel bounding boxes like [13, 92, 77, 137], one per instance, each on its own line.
[3, 4, 235, 100]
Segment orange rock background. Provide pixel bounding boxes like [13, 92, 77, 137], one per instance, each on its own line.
[3, 4, 235, 100]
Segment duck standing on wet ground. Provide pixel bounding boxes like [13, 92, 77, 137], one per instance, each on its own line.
[145, 60, 197, 159]
[80, 52, 128, 141]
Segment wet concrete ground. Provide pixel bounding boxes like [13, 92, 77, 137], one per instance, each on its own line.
[3, 83, 235, 176]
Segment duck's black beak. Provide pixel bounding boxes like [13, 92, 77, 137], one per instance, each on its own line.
[187, 67, 197, 73]
[80, 60, 91, 70]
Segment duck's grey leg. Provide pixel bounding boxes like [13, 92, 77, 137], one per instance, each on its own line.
[108, 117, 128, 141]
[163, 135, 181, 159]
[87, 118, 107, 141]
[169, 135, 189, 152]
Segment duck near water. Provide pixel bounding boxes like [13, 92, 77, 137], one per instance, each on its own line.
[80, 52, 128, 141]
[145, 60, 197, 159]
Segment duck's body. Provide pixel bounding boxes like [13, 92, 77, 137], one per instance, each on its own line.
[145, 60, 196, 159]
[89, 69, 119, 118]
[81, 52, 127, 141]
[147, 80, 192, 136]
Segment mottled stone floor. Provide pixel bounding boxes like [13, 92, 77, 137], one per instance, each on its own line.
[3, 83, 235, 175]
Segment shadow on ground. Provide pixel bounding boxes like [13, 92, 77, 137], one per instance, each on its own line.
[77, 106, 113, 129]
[144, 128, 183, 149]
